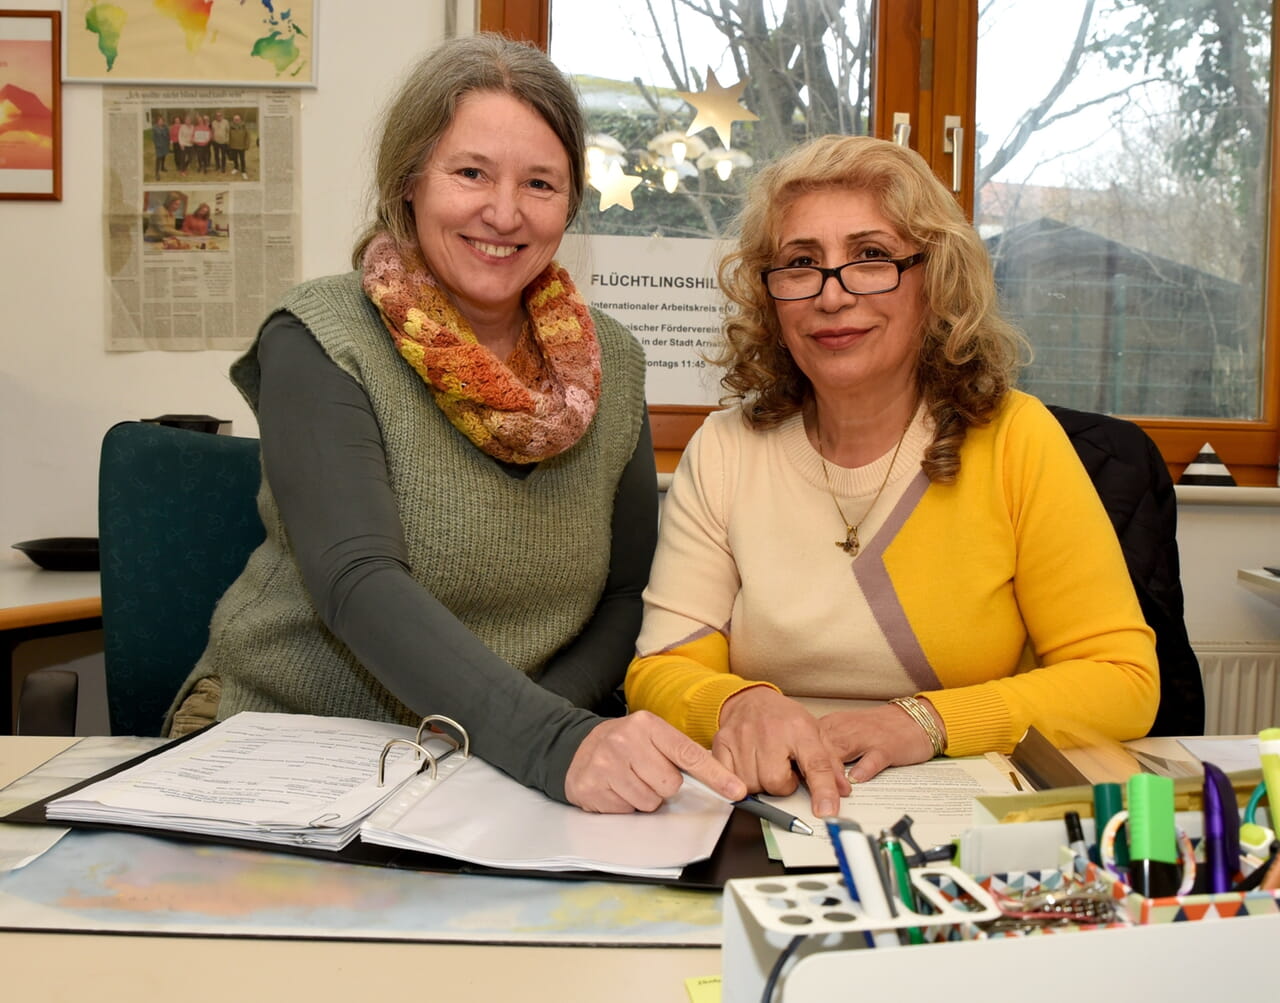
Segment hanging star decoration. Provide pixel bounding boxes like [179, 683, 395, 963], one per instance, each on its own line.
[592, 161, 643, 212]
[676, 68, 759, 150]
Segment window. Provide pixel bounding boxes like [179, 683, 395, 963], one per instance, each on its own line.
[484, 0, 1279, 483]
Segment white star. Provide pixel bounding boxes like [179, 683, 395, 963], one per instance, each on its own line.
[592, 161, 642, 212]
[677, 68, 760, 150]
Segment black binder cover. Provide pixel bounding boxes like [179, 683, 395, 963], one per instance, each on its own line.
[2, 733, 784, 891]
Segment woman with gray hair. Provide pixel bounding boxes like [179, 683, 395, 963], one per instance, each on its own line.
[165, 34, 745, 813]
[626, 135, 1158, 818]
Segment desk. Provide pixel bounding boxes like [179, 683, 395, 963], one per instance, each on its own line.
[1238, 567, 1280, 608]
[0, 737, 719, 1002]
[1, 557, 102, 734]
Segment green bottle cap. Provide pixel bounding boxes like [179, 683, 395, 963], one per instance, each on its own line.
[1127, 774, 1177, 864]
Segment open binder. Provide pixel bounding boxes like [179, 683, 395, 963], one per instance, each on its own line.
[6, 711, 781, 888]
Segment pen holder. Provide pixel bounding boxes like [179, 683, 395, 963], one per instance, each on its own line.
[721, 867, 999, 1003]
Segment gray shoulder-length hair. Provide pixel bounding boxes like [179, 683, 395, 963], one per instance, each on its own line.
[350, 33, 587, 268]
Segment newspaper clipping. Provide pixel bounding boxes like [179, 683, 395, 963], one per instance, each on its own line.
[104, 87, 302, 351]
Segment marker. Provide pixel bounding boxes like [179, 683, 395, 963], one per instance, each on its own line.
[824, 818, 898, 947]
[734, 794, 814, 835]
[1202, 761, 1240, 894]
[1260, 728, 1280, 831]
[1063, 810, 1089, 863]
[1127, 773, 1181, 898]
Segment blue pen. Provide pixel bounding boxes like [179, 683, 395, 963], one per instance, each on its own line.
[824, 818, 898, 948]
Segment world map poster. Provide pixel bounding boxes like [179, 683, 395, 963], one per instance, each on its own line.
[63, 0, 315, 86]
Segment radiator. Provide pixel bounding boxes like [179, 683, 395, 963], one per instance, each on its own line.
[1195, 642, 1280, 735]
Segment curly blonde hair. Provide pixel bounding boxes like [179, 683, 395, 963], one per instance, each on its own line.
[714, 135, 1028, 482]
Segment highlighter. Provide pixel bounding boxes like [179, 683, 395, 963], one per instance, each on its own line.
[1260, 727, 1280, 830]
[1127, 773, 1180, 898]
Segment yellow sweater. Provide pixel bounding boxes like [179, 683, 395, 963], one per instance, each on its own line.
[626, 391, 1158, 757]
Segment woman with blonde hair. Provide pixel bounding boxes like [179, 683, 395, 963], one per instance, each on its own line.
[626, 135, 1158, 818]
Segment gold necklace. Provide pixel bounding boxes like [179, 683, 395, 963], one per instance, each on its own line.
[815, 410, 913, 557]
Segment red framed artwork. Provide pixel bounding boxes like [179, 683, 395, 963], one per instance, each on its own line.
[0, 9, 61, 200]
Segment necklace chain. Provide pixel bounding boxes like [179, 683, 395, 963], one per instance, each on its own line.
[815, 410, 913, 557]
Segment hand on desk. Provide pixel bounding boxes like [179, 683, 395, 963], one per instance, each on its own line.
[564, 710, 748, 813]
[819, 699, 944, 784]
[712, 687, 851, 818]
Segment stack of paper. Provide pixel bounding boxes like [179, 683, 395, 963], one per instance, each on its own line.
[46, 713, 451, 850]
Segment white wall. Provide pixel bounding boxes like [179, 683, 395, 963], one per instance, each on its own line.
[1, 0, 453, 541]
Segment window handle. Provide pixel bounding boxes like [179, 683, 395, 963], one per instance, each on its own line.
[893, 112, 911, 147]
[943, 115, 963, 192]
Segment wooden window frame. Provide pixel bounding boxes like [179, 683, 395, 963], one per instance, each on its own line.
[482, 0, 1280, 485]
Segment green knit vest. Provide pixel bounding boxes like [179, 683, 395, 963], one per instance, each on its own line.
[172, 271, 645, 726]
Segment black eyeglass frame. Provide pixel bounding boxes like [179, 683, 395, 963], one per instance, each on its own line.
[760, 252, 927, 301]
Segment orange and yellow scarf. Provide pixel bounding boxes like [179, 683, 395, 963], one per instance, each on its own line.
[361, 233, 601, 464]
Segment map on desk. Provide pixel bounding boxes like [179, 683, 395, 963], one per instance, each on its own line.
[0, 739, 721, 946]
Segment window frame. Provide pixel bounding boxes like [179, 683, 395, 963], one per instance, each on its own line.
[482, 0, 1280, 484]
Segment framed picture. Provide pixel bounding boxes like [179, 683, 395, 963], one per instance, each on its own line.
[0, 9, 61, 200]
[61, 0, 316, 87]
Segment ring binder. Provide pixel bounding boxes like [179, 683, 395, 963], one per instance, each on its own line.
[416, 714, 470, 758]
[378, 716, 473, 786]
[377, 739, 440, 786]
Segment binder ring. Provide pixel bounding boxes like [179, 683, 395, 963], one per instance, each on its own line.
[377, 738, 439, 787]
[416, 714, 470, 759]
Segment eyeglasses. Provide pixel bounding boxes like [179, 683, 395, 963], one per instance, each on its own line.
[760, 252, 926, 301]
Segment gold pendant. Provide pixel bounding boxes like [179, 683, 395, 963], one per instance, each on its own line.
[836, 527, 860, 556]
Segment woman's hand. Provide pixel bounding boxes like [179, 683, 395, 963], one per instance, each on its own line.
[818, 698, 945, 783]
[713, 687, 850, 818]
[564, 710, 748, 813]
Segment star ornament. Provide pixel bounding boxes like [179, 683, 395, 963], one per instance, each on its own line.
[592, 161, 643, 212]
[677, 68, 759, 150]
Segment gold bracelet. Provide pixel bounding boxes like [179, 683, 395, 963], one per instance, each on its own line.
[890, 696, 946, 758]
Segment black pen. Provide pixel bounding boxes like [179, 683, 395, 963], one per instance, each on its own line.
[734, 794, 815, 835]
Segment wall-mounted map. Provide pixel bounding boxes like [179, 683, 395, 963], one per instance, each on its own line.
[64, 0, 315, 87]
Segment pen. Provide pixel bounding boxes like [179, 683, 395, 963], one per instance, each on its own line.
[734, 794, 814, 835]
[880, 830, 924, 945]
[824, 818, 898, 948]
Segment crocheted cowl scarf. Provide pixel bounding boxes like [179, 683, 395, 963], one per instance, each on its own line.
[361, 232, 601, 464]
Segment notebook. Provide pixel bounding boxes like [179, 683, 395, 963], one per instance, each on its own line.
[38, 711, 733, 880]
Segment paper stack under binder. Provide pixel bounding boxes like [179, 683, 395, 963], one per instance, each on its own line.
[42, 711, 733, 879]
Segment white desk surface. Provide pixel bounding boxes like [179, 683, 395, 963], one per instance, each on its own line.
[0, 554, 100, 630]
[0, 737, 719, 1003]
[1238, 567, 1280, 607]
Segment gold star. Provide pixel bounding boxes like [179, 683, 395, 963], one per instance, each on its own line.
[677, 68, 759, 150]
[592, 161, 643, 212]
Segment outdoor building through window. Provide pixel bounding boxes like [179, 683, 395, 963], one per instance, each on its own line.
[976, 0, 1269, 424]
[517, 0, 1278, 481]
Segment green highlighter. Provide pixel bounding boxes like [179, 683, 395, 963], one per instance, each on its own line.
[1126, 773, 1180, 898]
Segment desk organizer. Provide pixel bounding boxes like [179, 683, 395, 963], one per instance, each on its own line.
[722, 861, 1130, 1003]
[722, 867, 1000, 1003]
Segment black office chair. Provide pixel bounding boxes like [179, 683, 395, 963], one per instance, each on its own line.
[1048, 405, 1205, 737]
[20, 422, 265, 736]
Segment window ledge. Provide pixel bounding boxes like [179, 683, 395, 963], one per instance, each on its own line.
[660, 477, 1280, 504]
[1175, 485, 1280, 507]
